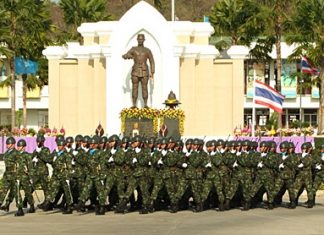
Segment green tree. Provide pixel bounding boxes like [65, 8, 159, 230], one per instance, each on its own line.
[285, 0, 324, 132]
[59, 0, 111, 41]
[209, 0, 264, 50]
[0, 0, 53, 130]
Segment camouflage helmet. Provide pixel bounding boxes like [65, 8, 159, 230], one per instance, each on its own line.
[55, 135, 65, 143]
[198, 139, 204, 146]
[100, 136, 108, 144]
[17, 139, 26, 147]
[251, 141, 258, 149]
[168, 137, 175, 144]
[193, 138, 200, 145]
[121, 136, 130, 144]
[75, 134, 83, 142]
[279, 141, 289, 149]
[234, 141, 242, 147]
[242, 140, 251, 147]
[185, 138, 193, 146]
[301, 142, 312, 150]
[132, 135, 142, 143]
[147, 137, 156, 145]
[269, 141, 277, 149]
[89, 136, 99, 145]
[66, 136, 74, 144]
[205, 140, 212, 147]
[109, 134, 120, 143]
[288, 142, 295, 149]
[320, 143, 324, 149]
[210, 140, 217, 147]
[83, 135, 91, 143]
[175, 139, 184, 147]
[36, 135, 45, 143]
[160, 138, 168, 145]
[6, 137, 16, 145]
[56, 139, 66, 146]
[217, 139, 225, 146]
[259, 141, 268, 148]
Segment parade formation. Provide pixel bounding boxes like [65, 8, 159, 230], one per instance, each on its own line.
[0, 134, 323, 217]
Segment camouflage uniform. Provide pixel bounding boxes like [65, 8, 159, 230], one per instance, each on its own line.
[312, 149, 324, 202]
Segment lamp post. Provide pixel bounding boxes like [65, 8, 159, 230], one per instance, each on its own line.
[299, 79, 304, 128]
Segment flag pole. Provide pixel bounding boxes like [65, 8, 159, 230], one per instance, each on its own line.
[171, 0, 175, 21]
[252, 68, 256, 137]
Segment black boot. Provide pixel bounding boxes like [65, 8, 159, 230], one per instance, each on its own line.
[22, 198, 28, 208]
[63, 205, 73, 214]
[140, 205, 149, 215]
[242, 201, 250, 211]
[169, 203, 178, 213]
[267, 203, 274, 210]
[96, 206, 105, 215]
[0, 202, 10, 212]
[15, 208, 24, 217]
[307, 200, 314, 209]
[218, 202, 225, 212]
[37, 201, 46, 209]
[148, 201, 154, 213]
[42, 201, 54, 212]
[115, 199, 127, 214]
[76, 201, 86, 212]
[288, 201, 296, 209]
[28, 204, 36, 213]
[193, 203, 203, 213]
[224, 199, 230, 210]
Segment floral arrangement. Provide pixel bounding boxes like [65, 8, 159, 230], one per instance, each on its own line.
[120, 108, 185, 135]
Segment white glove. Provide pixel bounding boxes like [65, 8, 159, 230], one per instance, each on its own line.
[132, 158, 138, 164]
[182, 163, 188, 168]
[32, 157, 38, 163]
[279, 163, 284, 169]
[185, 152, 191, 157]
[65, 147, 71, 153]
[236, 152, 241, 156]
[65, 180, 70, 185]
[298, 163, 304, 168]
[157, 159, 163, 165]
[315, 164, 322, 170]
[108, 156, 114, 163]
[101, 180, 104, 185]
[205, 162, 212, 168]
[261, 153, 267, 157]
[220, 149, 225, 154]
[302, 153, 308, 158]
[257, 162, 263, 168]
[322, 155, 324, 161]
[71, 159, 76, 165]
[111, 149, 117, 155]
[230, 150, 236, 154]
[36, 147, 42, 153]
[82, 146, 89, 152]
[162, 150, 168, 156]
[135, 147, 141, 153]
[72, 150, 78, 156]
[55, 148, 59, 152]
[148, 161, 152, 166]
[233, 161, 238, 168]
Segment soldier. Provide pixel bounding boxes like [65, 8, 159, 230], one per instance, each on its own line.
[250, 141, 276, 209]
[123, 136, 151, 214]
[0, 137, 17, 212]
[15, 139, 35, 216]
[312, 143, 324, 205]
[293, 142, 315, 208]
[179, 138, 205, 212]
[77, 137, 107, 215]
[32, 135, 50, 209]
[201, 140, 226, 211]
[43, 139, 74, 214]
[273, 141, 297, 209]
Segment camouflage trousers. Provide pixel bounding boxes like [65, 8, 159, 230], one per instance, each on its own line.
[124, 176, 150, 206]
[293, 171, 314, 200]
[201, 175, 225, 203]
[79, 177, 106, 206]
[0, 175, 16, 205]
[273, 178, 295, 202]
[250, 170, 275, 203]
[104, 175, 125, 204]
[226, 171, 253, 202]
[32, 173, 49, 201]
[178, 178, 203, 203]
[16, 179, 34, 209]
[312, 172, 324, 196]
[48, 177, 73, 206]
[71, 176, 86, 204]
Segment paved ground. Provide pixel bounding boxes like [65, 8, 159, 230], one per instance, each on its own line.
[0, 192, 323, 235]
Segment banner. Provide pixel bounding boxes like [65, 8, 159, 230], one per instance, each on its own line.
[281, 61, 297, 98]
[15, 57, 38, 75]
[247, 63, 265, 98]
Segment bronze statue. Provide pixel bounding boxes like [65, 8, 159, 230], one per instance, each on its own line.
[122, 34, 155, 108]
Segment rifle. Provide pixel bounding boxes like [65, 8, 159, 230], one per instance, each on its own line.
[65, 180, 74, 202]
[16, 180, 20, 206]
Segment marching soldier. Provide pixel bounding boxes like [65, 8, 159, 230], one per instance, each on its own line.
[312, 143, 324, 205]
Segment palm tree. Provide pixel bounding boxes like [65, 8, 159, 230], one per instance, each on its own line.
[59, 0, 111, 41]
[285, 0, 324, 132]
[209, 0, 264, 50]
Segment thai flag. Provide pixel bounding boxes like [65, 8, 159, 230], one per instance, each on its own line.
[254, 80, 285, 113]
[301, 56, 319, 75]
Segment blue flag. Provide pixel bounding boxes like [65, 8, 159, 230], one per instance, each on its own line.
[15, 57, 38, 75]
